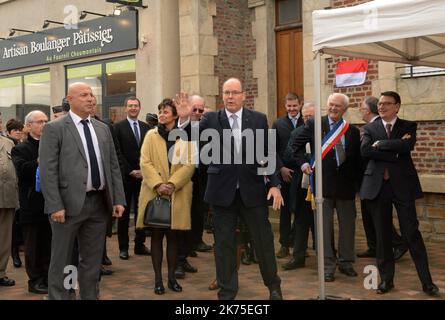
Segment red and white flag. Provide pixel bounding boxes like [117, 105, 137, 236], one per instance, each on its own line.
[335, 59, 368, 87]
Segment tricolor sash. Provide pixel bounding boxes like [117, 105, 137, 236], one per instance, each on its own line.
[307, 119, 350, 208]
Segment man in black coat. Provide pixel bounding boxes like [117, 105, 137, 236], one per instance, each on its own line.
[175, 78, 284, 300]
[282, 102, 316, 270]
[292, 93, 362, 282]
[272, 92, 304, 259]
[357, 96, 407, 260]
[11, 111, 51, 294]
[360, 91, 438, 296]
[113, 96, 151, 259]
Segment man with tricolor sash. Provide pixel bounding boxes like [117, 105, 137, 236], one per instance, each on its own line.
[291, 93, 361, 282]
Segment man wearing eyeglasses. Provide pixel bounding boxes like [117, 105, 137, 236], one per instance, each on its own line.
[360, 91, 438, 296]
[11, 111, 51, 294]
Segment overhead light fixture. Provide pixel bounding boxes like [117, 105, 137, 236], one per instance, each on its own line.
[42, 20, 64, 29]
[79, 10, 107, 20]
[9, 28, 35, 37]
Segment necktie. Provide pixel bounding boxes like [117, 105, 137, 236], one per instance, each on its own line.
[133, 121, 140, 145]
[231, 114, 241, 152]
[383, 123, 392, 180]
[331, 122, 346, 166]
[386, 123, 392, 139]
[81, 119, 101, 190]
[291, 118, 297, 128]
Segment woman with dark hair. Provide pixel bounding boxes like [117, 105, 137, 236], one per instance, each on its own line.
[136, 98, 195, 295]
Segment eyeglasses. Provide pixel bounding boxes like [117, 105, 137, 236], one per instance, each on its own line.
[29, 120, 48, 125]
[378, 102, 397, 107]
[193, 108, 204, 113]
[223, 91, 243, 97]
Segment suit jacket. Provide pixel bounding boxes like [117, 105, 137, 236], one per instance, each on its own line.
[136, 128, 195, 230]
[360, 118, 422, 201]
[283, 125, 311, 212]
[292, 116, 361, 200]
[39, 114, 126, 217]
[177, 121, 208, 200]
[113, 119, 150, 177]
[272, 114, 304, 169]
[11, 135, 45, 223]
[199, 108, 281, 208]
[0, 136, 19, 209]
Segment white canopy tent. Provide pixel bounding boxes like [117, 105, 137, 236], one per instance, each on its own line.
[311, 0, 445, 299]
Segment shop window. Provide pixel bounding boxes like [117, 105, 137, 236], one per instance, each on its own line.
[67, 64, 103, 101]
[105, 58, 136, 96]
[67, 64, 103, 117]
[0, 76, 22, 122]
[0, 70, 51, 122]
[65, 56, 135, 122]
[24, 71, 51, 106]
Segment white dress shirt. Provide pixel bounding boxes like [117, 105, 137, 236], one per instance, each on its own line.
[381, 117, 398, 135]
[225, 108, 243, 129]
[69, 110, 106, 191]
[288, 113, 301, 128]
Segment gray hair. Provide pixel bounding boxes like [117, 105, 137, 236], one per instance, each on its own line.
[302, 102, 316, 111]
[328, 93, 350, 108]
[363, 96, 379, 115]
[24, 110, 46, 124]
[188, 94, 204, 104]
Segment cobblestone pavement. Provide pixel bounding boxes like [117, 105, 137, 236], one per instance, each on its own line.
[1, 221, 444, 301]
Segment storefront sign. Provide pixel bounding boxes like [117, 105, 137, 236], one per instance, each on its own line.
[0, 10, 137, 72]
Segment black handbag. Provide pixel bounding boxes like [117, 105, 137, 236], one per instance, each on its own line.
[144, 196, 171, 228]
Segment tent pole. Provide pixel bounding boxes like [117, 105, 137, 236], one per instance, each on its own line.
[314, 51, 325, 300]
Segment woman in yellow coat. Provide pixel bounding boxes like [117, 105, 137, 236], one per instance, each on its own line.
[136, 98, 195, 295]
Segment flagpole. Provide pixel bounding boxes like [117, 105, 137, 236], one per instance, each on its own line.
[314, 51, 325, 300]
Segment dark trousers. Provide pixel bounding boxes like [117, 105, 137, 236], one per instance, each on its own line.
[11, 209, 23, 251]
[278, 182, 294, 248]
[366, 181, 433, 285]
[176, 230, 193, 265]
[212, 191, 280, 300]
[360, 200, 406, 252]
[292, 187, 315, 262]
[190, 189, 208, 247]
[118, 178, 145, 251]
[21, 221, 52, 286]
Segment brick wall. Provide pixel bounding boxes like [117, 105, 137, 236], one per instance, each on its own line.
[213, 0, 257, 109]
[326, 57, 378, 109]
[413, 121, 445, 175]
